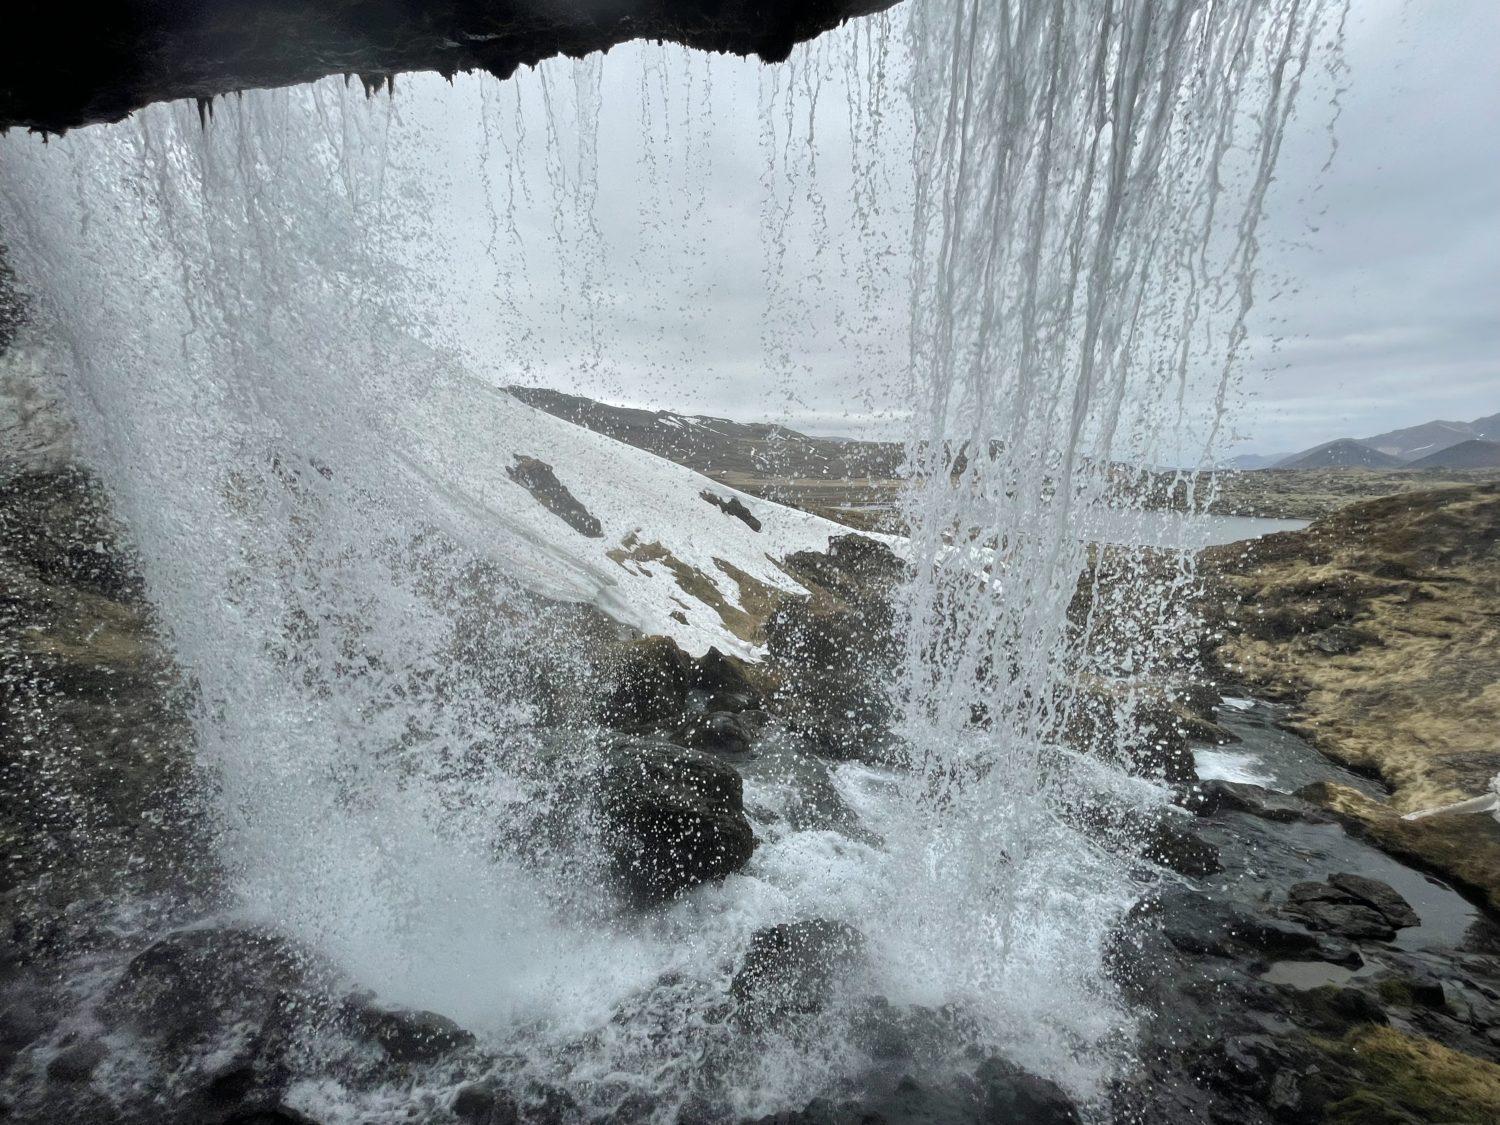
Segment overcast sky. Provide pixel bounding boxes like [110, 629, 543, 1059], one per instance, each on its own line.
[377, 0, 1497, 458]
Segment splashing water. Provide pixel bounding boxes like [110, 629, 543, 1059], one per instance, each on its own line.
[0, 0, 1340, 1119]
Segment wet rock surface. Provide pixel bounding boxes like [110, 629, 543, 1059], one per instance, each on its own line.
[768, 535, 904, 760]
[730, 920, 866, 1029]
[594, 736, 757, 904]
[1115, 776, 1500, 1125]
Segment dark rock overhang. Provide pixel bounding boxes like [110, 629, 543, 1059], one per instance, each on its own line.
[0, 0, 901, 135]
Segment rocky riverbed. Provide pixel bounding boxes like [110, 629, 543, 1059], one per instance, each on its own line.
[5, 466, 1500, 1123]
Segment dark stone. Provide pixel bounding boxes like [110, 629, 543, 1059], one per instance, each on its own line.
[342, 996, 474, 1063]
[1194, 780, 1323, 823]
[602, 635, 694, 726]
[1136, 890, 1321, 960]
[701, 491, 763, 532]
[45, 1037, 107, 1082]
[594, 738, 756, 904]
[452, 1080, 520, 1125]
[0, 999, 49, 1051]
[976, 1057, 1081, 1125]
[223, 1110, 323, 1125]
[101, 926, 320, 1053]
[1139, 816, 1223, 879]
[746, 1099, 885, 1125]
[682, 711, 759, 755]
[693, 647, 761, 704]
[1284, 877, 1418, 941]
[1327, 873, 1421, 929]
[0, 0, 902, 134]
[1288, 984, 1388, 1033]
[506, 455, 602, 539]
[730, 920, 864, 1029]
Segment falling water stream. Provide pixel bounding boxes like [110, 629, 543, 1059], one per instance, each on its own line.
[0, 0, 1340, 1120]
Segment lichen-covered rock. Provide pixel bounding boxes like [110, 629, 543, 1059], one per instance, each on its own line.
[594, 737, 755, 904]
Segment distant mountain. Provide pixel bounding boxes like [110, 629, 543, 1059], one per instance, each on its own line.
[1407, 439, 1500, 470]
[1248, 408, 1500, 471]
[1275, 439, 1405, 471]
[1363, 419, 1486, 461]
[506, 386, 904, 481]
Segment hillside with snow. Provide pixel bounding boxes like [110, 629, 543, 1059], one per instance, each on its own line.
[408, 376, 869, 660]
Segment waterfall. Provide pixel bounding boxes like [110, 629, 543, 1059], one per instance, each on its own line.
[0, 0, 1340, 1119]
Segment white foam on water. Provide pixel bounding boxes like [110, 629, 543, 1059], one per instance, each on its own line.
[1195, 749, 1279, 789]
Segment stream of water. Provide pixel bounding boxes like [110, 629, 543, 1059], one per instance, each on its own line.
[0, 1, 1342, 1119]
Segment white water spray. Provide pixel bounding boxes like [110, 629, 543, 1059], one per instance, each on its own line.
[0, 0, 1340, 1118]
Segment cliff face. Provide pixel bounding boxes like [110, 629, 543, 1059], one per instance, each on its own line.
[1, 0, 900, 134]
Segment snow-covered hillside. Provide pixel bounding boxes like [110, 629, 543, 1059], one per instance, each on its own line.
[405, 375, 864, 659]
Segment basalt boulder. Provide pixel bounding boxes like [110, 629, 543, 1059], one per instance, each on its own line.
[594, 738, 756, 905]
[730, 919, 865, 1029]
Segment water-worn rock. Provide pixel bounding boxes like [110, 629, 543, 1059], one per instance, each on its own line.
[1283, 875, 1418, 942]
[681, 710, 761, 755]
[730, 920, 864, 1029]
[45, 1038, 107, 1082]
[769, 535, 903, 759]
[341, 995, 474, 1063]
[102, 925, 321, 1052]
[594, 738, 756, 904]
[451, 1080, 520, 1125]
[976, 1057, 1080, 1125]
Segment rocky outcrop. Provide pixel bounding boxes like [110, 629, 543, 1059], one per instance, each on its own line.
[1112, 778, 1500, 1125]
[592, 736, 756, 904]
[1199, 482, 1500, 908]
[1, 0, 902, 134]
[506, 454, 603, 539]
[729, 919, 864, 1029]
[768, 534, 904, 759]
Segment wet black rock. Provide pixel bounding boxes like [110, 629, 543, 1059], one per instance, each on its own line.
[601, 639, 767, 732]
[747, 1099, 884, 1125]
[341, 994, 475, 1063]
[694, 646, 764, 709]
[102, 925, 322, 1052]
[976, 1057, 1081, 1125]
[701, 490, 763, 532]
[451, 1080, 520, 1125]
[222, 1109, 322, 1125]
[730, 919, 864, 1029]
[602, 635, 696, 726]
[769, 536, 903, 759]
[506, 455, 603, 539]
[595, 738, 756, 904]
[1188, 780, 1324, 824]
[44, 1038, 107, 1083]
[1130, 889, 1323, 962]
[1283, 875, 1419, 942]
[682, 710, 761, 755]
[1327, 872, 1421, 929]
